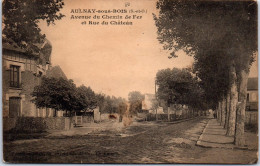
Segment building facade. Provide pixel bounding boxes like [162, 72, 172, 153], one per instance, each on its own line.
[2, 40, 53, 118]
[245, 77, 258, 124]
[246, 77, 258, 111]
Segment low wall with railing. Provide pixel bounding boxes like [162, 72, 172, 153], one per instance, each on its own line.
[146, 112, 201, 122]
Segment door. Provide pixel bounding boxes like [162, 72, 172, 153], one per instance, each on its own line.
[9, 97, 21, 118]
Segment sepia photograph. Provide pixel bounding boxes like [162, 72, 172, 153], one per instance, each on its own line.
[2, 0, 258, 164]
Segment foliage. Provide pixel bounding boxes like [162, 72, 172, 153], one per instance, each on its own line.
[154, 0, 257, 68]
[96, 94, 127, 114]
[118, 102, 128, 116]
[32, 76, 77, 113]
[32, 77, 98, 117]
[154, 0, 257, 108]
[128, 91, 144, 114]
[156, 67, 205, 110]
[95, 93, 106, 112]
[156, 68, 192, 105]
[193, 49, 230, 109]
[75, 85, 97, 112]
[2, 0, 65, 53]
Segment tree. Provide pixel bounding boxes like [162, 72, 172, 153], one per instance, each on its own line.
[2, 0, 64, 53]
[75, 85, 97, 114]
[96, 95, 127, 115]
[96, 93, 106, 113]
[128, 91, 144, 114]
[193, 49, 230, 125]
[118, 101, 128, 122]
[156, 68, 192, 105]
[154, 0, 257, 146]
[32, 76, 77, 116]
[156, 67, 205, 115]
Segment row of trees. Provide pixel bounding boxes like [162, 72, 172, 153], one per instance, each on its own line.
[32, 77, 96, 116]
[154, 0, 257, 146]
[96, 91, 144, 115]
[33, 77, 146, 117]
[156, 67, 206, 114]
[96, 94, 127, 115]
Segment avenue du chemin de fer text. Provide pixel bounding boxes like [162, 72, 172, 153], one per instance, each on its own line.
[70, 8, 148, 25]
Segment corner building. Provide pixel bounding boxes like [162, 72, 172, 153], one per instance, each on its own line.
[2, 40, 54, 117]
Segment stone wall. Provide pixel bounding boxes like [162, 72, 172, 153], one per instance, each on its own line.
[3, 117, 72, 131]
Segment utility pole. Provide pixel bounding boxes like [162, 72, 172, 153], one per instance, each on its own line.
[167, 101, 170, 122]
[167, 96, 172, 122]
[155, 79, 158, 121]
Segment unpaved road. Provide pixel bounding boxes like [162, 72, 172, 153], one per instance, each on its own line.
[3, 117, 258, 164]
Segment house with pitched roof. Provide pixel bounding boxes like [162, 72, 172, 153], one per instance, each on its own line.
[2, 39, 53, 118]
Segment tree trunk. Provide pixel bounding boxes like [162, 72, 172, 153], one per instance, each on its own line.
[217, 101, 222, 123]
[46, 108, 48, 117]
[221, 97, 226, 126]
[226, 65, 238, 136]
[224, 91, 230, 129]
[235, 69, 249, 146]
[167, 107, 170, 121]
[156, 107, 158, 121]
[54, 109, 57, 117]
[216, 103, 219, 121]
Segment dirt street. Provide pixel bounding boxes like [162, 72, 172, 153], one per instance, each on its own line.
[3, 117, 258, 164]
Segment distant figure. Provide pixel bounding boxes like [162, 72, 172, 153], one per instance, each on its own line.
[213, 111, 217, 119]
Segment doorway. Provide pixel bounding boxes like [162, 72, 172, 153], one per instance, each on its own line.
[9, 97, 21, 117]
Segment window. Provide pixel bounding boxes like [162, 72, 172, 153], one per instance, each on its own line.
[10, 65, 20, 88]
[25, 57, 36, 72]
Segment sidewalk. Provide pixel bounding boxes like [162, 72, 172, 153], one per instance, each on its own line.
[196, 118, 258, 150]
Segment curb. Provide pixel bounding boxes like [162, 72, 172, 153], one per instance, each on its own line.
[195, 118, 210, 147]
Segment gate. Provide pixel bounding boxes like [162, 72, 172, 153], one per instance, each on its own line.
[75, 116, 83, 125]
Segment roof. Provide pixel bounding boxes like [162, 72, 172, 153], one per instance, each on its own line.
[2, 38, 52, 57]
[247, 77, 258, 90]
[144, 93, 155, 98]
[3, 38, 52, 64]
[2, 39, 27, 54]
[46, 65, 67, 79]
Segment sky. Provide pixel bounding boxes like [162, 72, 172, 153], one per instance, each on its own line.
[39, 0, 257, 99]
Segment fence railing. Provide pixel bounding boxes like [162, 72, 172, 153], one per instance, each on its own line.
[144, 111, 205, 122]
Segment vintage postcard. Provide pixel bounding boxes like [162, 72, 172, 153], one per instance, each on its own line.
[2, 0, 258, 164]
